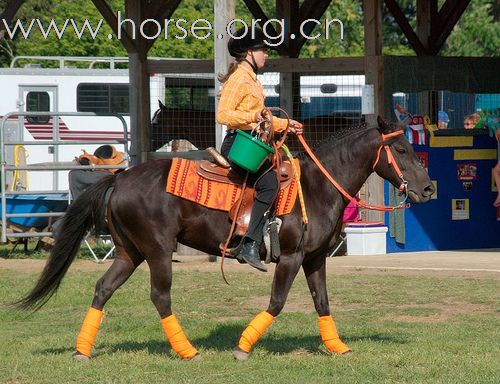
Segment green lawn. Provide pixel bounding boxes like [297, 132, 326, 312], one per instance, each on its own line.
[0, 263, 499, 384]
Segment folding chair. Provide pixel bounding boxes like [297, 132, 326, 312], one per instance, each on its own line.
[83, 231, 115, 263]
[68, 168, 115, 263]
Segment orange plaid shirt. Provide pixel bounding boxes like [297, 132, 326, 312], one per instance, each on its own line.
[216, 64, 288, 132]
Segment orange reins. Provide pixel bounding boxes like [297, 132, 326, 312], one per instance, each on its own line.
[296, 130, 410, 212]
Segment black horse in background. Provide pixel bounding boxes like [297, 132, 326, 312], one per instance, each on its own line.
[16, 116, 434, 361]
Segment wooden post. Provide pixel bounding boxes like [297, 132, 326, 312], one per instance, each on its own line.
[128, 51, 150, 165]
[214, 0, 235, 150]
[363, 0, 384, 222]
[125, 0, 151, 165]
[417, 0, 438, 123]
[276, 0, 300, 120]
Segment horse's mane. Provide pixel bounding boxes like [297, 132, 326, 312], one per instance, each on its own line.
[296, 122, 373, 159]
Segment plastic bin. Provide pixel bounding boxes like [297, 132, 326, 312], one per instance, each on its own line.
[344, 223, 388, 255]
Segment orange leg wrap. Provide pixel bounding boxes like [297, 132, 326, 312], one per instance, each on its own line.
[318, 315, 351, 354]
[238, 311, 275, 353]
[161, 315, 198, 359]
[76, 307, 104, 357]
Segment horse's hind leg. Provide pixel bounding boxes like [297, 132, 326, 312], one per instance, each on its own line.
[302, 255, 350, 355]
[146, 251, 200, 360]
[74, 241, 139, 361]
[233, 252, 303, 360]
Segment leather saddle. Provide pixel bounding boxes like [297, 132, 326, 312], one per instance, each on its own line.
[196, 147, 295, 236]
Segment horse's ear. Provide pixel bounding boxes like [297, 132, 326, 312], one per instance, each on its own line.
[376, 115, 391, 134]
[158, 100, 166, 110]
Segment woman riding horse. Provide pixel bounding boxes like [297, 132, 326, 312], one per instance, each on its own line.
[217, 27, 303, 272]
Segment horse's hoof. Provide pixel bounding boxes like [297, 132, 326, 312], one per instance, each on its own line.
[232, 346, 249, 361]
[72, 352, 90, 362]
[185, 353, 201, 361]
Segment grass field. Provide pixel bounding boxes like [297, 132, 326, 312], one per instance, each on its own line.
[0, 257, 499, 384]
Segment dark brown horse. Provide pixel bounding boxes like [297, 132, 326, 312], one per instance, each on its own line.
[16, 117, 434, 361]
[150, 100, 360, 151]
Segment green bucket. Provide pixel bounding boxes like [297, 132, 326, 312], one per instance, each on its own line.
[228, 130, 274, 173]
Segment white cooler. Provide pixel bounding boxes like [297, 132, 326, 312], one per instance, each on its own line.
[344, 223, 388, 256]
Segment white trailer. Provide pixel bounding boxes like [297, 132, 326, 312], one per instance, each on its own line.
[0, 56, 167, 192]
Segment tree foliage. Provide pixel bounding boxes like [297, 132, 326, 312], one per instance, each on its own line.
[441, 0, 499, 56]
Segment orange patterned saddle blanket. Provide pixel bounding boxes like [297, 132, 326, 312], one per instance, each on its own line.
[166, 158, 300, 215]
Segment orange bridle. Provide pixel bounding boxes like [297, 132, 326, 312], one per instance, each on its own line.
[297, 130, 409, 212]
[372, 130, 408, 193]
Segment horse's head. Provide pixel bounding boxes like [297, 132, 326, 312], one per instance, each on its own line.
[373, 116, 434, 203]
[151, 100, 167, 127]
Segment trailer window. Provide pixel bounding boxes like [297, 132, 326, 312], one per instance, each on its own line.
[77, 83, 129, 113]
[26, 91, 50, 123]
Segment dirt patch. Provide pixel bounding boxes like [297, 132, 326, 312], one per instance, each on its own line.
[1, 250, 499, 279]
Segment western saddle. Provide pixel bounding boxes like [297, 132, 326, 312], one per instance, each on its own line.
[198, 147, 295, 236]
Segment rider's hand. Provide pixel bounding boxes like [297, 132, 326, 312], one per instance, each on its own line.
[255, 109, 272, 123]
[287, 120, 304, 134]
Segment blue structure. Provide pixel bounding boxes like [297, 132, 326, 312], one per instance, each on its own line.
[4, 194, 68, 229]
[386, 133, 500, 252]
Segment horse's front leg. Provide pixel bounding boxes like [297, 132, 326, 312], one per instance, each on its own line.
[233, 251, 303, 361]
[302, 255, 351, 355]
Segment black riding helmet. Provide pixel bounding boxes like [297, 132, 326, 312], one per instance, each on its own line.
[228, 27, 269, 58]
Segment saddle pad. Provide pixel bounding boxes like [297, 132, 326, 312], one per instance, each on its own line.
[166, 158, 300, 215]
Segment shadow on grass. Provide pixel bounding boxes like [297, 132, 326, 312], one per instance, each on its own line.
[36, 324, 408, 357]
[344, 333, 408, 345]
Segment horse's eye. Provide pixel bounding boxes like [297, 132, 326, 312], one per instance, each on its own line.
[395, 147, 406, 154]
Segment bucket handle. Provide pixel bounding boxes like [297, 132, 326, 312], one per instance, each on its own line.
[251, 107, 291, 148]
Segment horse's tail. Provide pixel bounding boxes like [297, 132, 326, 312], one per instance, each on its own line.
[14, 174, 117, 311]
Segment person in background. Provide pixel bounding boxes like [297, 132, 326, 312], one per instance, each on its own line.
[491, 121, 500, 208]
[216, 27, 303, 272]
[438, 111, 449, 129]
[463, 113, 481, 129]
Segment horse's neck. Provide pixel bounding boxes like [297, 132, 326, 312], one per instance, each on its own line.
[304, 128, 379, 200]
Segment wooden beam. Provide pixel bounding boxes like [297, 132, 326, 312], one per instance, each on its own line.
[276, 0, 300, 57]
[242, 0, 279, 43]
[364, 0, 382, 56]
[364, 0, 384, 222]
[214, 0, 235, 149]
[125, 0, 151, 163]
[0, 0, 25, 33]
[384, 0, 428, 56]
[91, 0, 136, 52]
[431, 0, 471, 55]
[267, 57, 364, 73]
[292, 0, 332, 58]
[147, 59, 214, 73]
[147, 57, 364, 74]
[416, 0, 434, 51]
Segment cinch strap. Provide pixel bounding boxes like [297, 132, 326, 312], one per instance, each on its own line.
[76, 307, 104, 357]
[318, 315, 351, 354]
[161, 314, 198, 359]
[238, 311, 275, 353]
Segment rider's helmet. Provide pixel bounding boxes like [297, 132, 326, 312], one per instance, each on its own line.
[228, 28, 268, 58]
